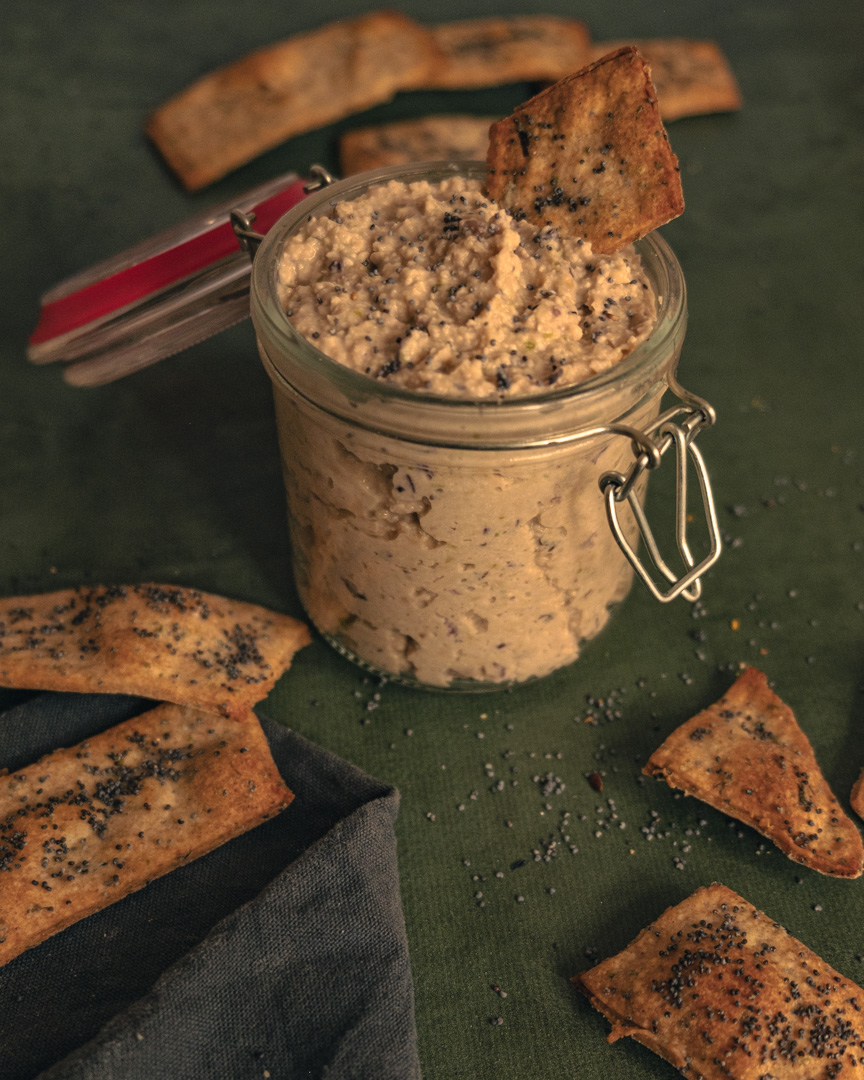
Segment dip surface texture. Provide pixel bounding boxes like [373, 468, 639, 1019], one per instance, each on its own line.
[276, 177, 657, 398]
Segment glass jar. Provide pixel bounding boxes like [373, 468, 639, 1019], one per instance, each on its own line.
[250, 162, 719, 691]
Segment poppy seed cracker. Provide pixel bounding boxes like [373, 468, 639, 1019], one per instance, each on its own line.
[339, 115, 496, 176]
[575, 882, 864, 1080]
[146, 11, 445, 190]
[0, 703, 293, 968]
[485, 46, 684, 255]
[589, 38, 742, 122]
[0, 584, 310, 721]
[644, 667, 864, 878]
[426, 16, 591, 89]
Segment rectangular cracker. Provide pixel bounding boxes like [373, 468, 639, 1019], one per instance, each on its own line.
[0, 703, 293, 967]
[575, 882, 864, 1080]
[590, 38, 742, 121]
[0, 584, 310, 721]
[426, 16, 591, 89]
[644, 667, 864, 878]
[485, 46, 684, 254]
[340, 114, 496, 175]
[146, 11, 445, 190]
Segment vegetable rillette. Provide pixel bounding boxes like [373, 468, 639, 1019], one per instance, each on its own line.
[270, 176, 662, 687]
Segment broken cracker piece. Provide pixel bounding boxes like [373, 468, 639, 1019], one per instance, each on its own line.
[486, 46, 684, 255]
[853, 766, 864, 822]
[644, 667, 864, 878]
[340, 114, 496, 175]
[575, 882, 864, 1080]
[0, 702, 293, 967]
[589, 38, 742, 121]
[146, 11, 445, 190]
[0, 584, 310, 720]
[427, 16, 591, 89]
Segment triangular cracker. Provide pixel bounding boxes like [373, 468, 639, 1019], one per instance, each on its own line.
[644, 667, 864, 878]
[485, 46, 684, 255]
[575, 882, 864, 1080]
[0, 584, 310, 720]
[0, 703, 293, 967]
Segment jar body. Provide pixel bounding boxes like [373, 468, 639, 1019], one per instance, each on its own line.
[252, 162, 688, 690]
[270, 388, 662, 688]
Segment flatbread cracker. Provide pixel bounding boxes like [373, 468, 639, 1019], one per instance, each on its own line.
[426, 16, 591, 89]
[146, 11, 445, 190]
[575, 882, 864, 1080]
[0, 702, 292, 967]
[853, 766, 864, 822]
[0, 584, 310, 720]
[340, 114, 495, 175]
[590, 39, 742, 121]
[485, 46, 684, 255]
[644, 667, 864, 878]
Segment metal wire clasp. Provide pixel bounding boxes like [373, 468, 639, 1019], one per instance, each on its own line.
[599, 381, 722, 602]
[231, 164, 336, 261]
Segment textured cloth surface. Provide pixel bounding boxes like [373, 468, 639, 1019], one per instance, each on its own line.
[0, 693, 419, 1080]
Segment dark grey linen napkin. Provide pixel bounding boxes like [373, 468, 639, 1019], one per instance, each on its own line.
[0, 692, 421, 1080]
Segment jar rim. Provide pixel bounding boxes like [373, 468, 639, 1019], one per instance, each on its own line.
[251, 160, 687, 445]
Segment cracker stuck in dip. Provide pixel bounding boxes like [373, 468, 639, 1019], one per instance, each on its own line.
[276, 177, 657, 399]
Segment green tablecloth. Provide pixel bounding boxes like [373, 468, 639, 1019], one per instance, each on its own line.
[2, 2, 862, 1077]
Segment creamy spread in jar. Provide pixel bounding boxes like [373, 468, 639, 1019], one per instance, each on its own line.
[275, 177, 656, 399]
[257, 168, 679, 689]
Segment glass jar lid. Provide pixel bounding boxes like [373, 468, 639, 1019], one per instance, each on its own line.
[27, 170, 322, 387]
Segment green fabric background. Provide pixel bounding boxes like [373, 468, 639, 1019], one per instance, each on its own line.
[2, 1, 862, 1077]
